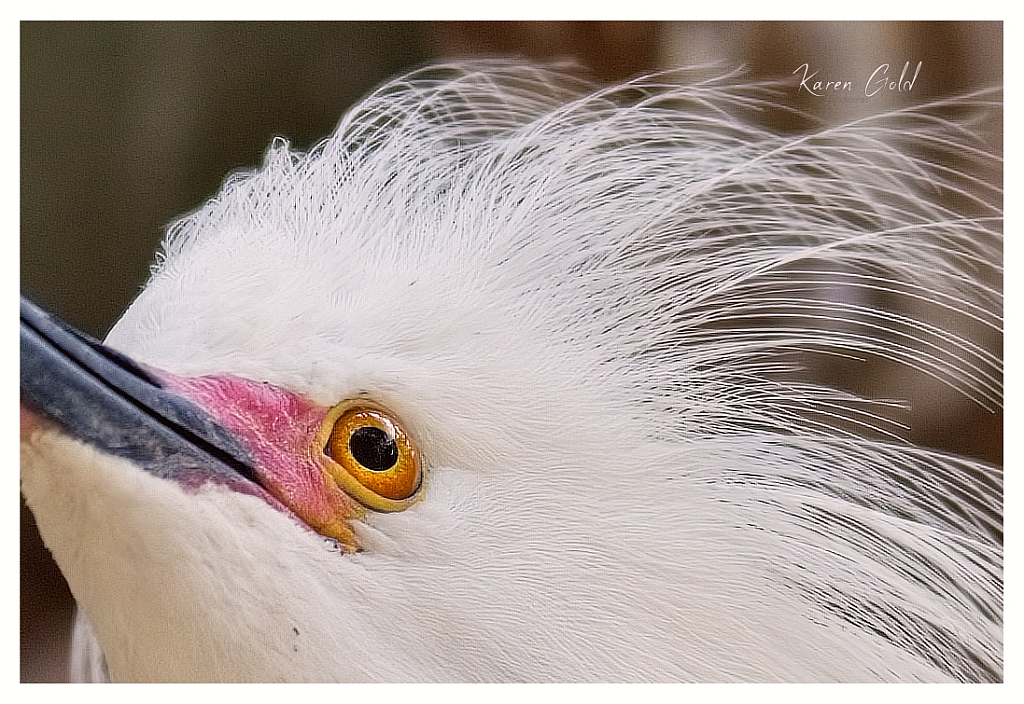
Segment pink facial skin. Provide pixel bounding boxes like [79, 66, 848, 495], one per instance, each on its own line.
[21, 400, 280, 510]
[155, 371, 363, 549]
[21, 405, 46, 440]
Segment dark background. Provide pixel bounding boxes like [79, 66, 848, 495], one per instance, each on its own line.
[21, 22, 1002, 681]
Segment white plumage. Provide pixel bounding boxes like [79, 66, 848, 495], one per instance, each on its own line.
[20, 62, 1001, 682]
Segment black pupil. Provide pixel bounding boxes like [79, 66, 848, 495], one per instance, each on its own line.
[349, 426, 399, 472]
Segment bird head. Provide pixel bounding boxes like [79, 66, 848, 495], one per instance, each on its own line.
[20, 63, 1002, 682]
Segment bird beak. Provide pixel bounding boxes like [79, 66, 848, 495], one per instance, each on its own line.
[21, 296, 368, 550]
[20, 296, 266, 496]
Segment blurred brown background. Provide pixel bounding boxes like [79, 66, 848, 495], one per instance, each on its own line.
[20, 22, 1001, 681]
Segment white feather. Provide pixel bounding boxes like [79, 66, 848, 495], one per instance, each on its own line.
[22, 62, 1001, 681]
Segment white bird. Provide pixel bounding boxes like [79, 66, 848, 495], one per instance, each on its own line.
[20, 62, 1002, 682]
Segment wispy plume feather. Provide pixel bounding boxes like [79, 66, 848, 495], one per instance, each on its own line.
[140, 61, 1001, 680]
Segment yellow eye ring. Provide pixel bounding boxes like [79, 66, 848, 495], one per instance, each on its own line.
[313, 400, 421, 512]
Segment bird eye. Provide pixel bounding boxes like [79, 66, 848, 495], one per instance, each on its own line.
[316, 402, 421, 512]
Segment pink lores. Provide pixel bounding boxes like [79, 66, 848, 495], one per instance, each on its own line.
[156, 371, 362, 547]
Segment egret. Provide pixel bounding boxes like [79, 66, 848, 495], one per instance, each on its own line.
[20, 62, 1002, 682]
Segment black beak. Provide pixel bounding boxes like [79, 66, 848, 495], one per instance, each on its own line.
[20, 296, 260, 487]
